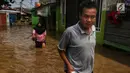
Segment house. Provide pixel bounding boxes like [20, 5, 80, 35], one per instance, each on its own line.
[0, 9, 20, 27]
[56, 0, 130, 52]
[31, 0, 130, 52]
[102, 0, 130, 52]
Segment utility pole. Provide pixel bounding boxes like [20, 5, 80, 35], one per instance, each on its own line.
[31, 0, 32, 8]
[20, 0, 24, 19]
[20, 0, 24, 15]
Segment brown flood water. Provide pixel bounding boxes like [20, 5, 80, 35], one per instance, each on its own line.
[0, 25, 130, 73]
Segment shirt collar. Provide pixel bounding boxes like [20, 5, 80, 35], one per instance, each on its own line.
[76, 21, 96, 34]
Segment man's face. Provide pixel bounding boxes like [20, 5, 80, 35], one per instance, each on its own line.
[80, 8, 96, 29]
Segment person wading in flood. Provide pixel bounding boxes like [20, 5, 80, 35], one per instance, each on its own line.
[58, 1, 97, 73]
[31, 2, 47, 49]
[32, 22, 46, 49]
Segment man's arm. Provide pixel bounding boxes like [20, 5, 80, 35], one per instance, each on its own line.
[57, 29, 74, 73]
[58, 49, 74, 73]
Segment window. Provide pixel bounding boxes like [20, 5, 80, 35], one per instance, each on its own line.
[96, 0, 103, 31]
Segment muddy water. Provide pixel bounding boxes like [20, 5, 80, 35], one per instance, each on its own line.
[0, 25, 130, 73]
[0, 25, 35, 73]
[0, 25, 63, 73]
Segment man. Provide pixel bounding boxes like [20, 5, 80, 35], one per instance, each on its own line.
[58, 1, 97, 73]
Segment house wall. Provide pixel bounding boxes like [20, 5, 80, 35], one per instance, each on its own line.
[0, 13, 7, 26]
[56, 0, 130, 52]
[56, 6, 65, 33]
[103, 0, 130, 52]
[96, 11, 106, 45]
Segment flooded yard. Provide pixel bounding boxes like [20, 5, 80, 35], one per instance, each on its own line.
[0, 25, 130, 73]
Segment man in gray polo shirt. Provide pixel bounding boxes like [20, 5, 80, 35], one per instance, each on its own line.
[58, 1, 97, 73]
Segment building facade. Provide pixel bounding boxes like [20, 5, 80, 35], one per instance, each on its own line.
[56, 0, 130, 52]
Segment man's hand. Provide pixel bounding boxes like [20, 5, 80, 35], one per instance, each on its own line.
[58, 49, 74, 73]
[67, 64, 74, 73]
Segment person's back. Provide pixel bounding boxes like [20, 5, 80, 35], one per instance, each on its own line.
[32, 22, 46, 48]
[33, 29, 46, 42]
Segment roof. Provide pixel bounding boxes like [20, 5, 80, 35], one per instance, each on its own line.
[40, 0, 56, 5]
[0, 10, 20, 13]
[13, 7, 31, 14]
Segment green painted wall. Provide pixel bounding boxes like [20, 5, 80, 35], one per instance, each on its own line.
[104, 40, 130, 52]
[96, 11, 106, 45]
[56, 6, 66, 33]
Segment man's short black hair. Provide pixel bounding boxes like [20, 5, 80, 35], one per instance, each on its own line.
[79, 0, 97, 15]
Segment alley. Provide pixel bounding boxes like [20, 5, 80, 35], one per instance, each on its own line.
[0, 25, 130, 73]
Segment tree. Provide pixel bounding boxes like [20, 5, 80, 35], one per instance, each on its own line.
[10, 0, 15, 3]
[0, 0, 15, 9]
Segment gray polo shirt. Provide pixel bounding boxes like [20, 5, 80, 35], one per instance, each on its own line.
[58, 22, 96, 73]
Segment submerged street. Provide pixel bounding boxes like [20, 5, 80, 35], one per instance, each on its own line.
[0, 25, 129, 73]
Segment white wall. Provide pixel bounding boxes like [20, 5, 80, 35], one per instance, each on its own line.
[102, 0, 123, 11]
